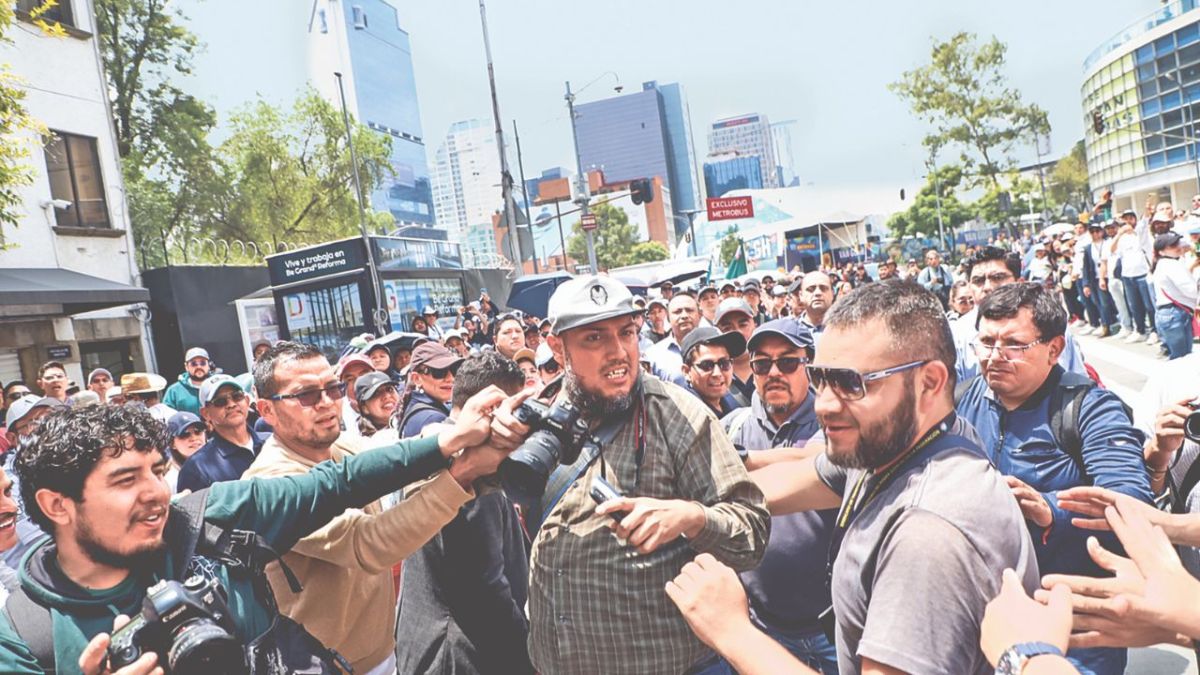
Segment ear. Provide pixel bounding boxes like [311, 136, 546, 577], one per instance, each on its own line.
[1047, 336, 1065, 364]
[547, 333, 565, 365]
[35, 488, 72, 531]
[257, 397, 278, 428]
[920, 359, 951, 404]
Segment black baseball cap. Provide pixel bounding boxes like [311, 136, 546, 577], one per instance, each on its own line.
[679, 326, 747, 363]
[747, 319, 815, 353]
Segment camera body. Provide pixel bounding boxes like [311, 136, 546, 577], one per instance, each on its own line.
[1185, 399, 1200, 445]
[500, 398, 595, 497]
[107, 575, 244, 675]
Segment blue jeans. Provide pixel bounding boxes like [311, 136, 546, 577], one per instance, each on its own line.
[691, 624, 839, 675]
[1121, 275, 1155, 334]
[1156, 304, 1194, 359]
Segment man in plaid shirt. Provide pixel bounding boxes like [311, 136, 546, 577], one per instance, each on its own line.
[522, 275, 770, 675]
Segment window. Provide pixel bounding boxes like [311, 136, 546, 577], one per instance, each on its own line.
[43, 132, 110, 228]
[352, 5, 368, 29]
[1181, 42, 1200, 67]
[16, 0, 73, 27]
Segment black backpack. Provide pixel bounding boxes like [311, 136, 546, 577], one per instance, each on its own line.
[955, 370, 1133, 481]
[2, 489, 352, 674]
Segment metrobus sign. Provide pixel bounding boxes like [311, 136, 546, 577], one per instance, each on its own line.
[706, 196, 755, 221]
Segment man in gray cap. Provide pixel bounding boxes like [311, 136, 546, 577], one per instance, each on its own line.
[163, 346, 213, 415]
[679, 326, 746, 417]
[85, 368, 114, 402]
[2, 395, 63, 568]
[522, 275, 769, 675]
[716, 297, 758, 406]
[641, 297, 670, 346]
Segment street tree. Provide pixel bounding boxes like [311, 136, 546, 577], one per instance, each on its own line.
[628, 241, 669, 265]
[972, 174, 1043, 228]
[0, 2, 56, 240]
[1048, 140, 1089, 213]
[886, 164, 972, 240]
[890, 32, 1050, 190]
[565, 201, 651, 271]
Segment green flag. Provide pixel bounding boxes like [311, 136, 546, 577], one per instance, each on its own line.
[725, 239, 747, 280]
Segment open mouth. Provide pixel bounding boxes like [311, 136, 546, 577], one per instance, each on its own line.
[0, 512, 17, 530]
[134, 506, 167, 529]
[604, 365, 629, 382]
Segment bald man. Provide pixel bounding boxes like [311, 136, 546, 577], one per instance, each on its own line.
[796, 271, 834, 335]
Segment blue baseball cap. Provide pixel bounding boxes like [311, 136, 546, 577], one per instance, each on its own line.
[166, 411, 205, 438]
[747, 318, 815, 353]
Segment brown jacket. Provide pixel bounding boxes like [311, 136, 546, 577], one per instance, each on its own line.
[243, 432, 471, 673]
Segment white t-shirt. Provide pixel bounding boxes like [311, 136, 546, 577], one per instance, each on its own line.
[1116, 233, 1150, 277]
[1154, 257, 1199, 309]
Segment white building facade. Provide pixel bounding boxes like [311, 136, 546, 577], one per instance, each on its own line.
[431, 120, 502, 264]
[0, 0, 152, 387]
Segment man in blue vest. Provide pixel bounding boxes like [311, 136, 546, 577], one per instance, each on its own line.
[955, 282, 1152, 675]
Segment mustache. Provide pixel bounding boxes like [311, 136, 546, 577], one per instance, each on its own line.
[130, 503, 167, 526]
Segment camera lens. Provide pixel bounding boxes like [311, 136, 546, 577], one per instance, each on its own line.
[1185, 410, 1200, 444]
[500, 431, 562, 498]
[168, 619, 245, 675]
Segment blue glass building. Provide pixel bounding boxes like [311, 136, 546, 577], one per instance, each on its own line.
[704, 155, 764, 199]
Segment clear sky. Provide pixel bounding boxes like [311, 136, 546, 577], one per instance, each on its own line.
[393, 0, 1161, 195]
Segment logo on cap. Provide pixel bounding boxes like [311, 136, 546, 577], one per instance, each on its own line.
[590, 284, 608, 306]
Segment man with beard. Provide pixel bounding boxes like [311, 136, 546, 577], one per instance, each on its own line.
[954, 282, 1151, 675]
[795, 272, 834, 337]
[176, 374, 269, 492]
[162, 347, 212, 415]
[0, 361, 524, 675]
[746, 280, 1039, 675]
[641, 297, 670, 345]
[521, 275, 769, 675]
[645, 293, 701, 383]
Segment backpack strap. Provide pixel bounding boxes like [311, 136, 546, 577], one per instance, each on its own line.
[3, 588, 54, 672]
[1049, 370, 1117, 483]
[537, 413, 629, 528]
[395, 401, 444, 437]
[1173, 450, 1200, 515]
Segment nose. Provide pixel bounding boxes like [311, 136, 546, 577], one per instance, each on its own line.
[812, 381, 845, 418]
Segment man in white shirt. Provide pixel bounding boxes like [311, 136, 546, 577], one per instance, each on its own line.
[1101, 221, 1133, 339]
[1113, 209, 1158, 344]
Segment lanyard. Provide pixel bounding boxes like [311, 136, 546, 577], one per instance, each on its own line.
[825, 412, 957, 589]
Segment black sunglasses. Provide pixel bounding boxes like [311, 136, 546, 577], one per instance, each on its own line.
[539, 361, 560, 375]
[420, 363, 461, 379]
[268, 382, 347, 407]
[749, 356, 808, 377]
[691, 358, 733, 374]
[6, 390, 30, 400]
[208, 389, 247, 409]
[805, 360, 927, 401]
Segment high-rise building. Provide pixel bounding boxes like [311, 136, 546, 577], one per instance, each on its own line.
[180, 0, 436, 228]
[432, 120, 501, 263]
[574, 81, 700, 237]
[771, 120, 800, 187]
[704, 154, 765, 198]
[709, 113, 780, 189]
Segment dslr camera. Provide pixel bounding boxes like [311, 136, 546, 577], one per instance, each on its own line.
[107, 575, 245, 675]
[500, 398, 595, 496]
[1186, 399, 1200, 444]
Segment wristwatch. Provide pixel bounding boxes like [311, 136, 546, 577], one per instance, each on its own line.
[995, 642, 1063, 674]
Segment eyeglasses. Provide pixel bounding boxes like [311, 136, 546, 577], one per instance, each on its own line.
[268, 382, 347, 407]
[970, 338, 1045, 362]
[6, 390, 30, 401]
[208, 389, 247, 408]
[806, 360, 929, 401]
[749, 356, 809, 377]
[691, 358, 733, 373]
[969, 271, 1014, 287]
[420, 363, 460, 379]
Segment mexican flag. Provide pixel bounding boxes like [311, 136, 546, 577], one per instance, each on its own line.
[725, 239, 747, 280]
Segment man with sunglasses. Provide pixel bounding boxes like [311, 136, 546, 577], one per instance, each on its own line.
[679, 326, 745, 417]
[748, 281, 1039, 675]
[526, 275, 768, 675]
[954, 282, 1151, 675]
[694, 319, 838, 675]
[952, 246, 1087, 382]
[534, 342, 560, 384]
[176, 374, 268, 493]
[162, 347, 213, 416]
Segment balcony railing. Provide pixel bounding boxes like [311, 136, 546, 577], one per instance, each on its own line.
[1084, 0, 1199, 73]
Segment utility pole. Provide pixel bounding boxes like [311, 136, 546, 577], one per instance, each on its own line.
[553, 200, 568, 271]
[334, 72, 387, 331]
[565, 81, 598, 273]
[478, 0, 522, 277]
[513, 120, 538, 273]
[928, 152, 947, 252]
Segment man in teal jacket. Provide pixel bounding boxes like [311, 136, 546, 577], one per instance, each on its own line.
[161, 347, 212, 416]
[0, 355, 524, 674]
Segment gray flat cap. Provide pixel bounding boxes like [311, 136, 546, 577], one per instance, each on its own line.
[548, 275, 640, 335]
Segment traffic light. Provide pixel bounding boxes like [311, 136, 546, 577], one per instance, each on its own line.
[630, 178, 654, 205]
[1092, 110, 1106, 135]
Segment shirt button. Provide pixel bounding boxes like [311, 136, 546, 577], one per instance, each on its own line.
[555, 569, 565, 577]
[558, 614, 568, 624]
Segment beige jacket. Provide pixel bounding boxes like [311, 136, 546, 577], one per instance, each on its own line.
[243, 432, 471, 673]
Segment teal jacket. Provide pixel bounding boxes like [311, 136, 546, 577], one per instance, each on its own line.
[0, 434, 448, 673]
[162, 373, 201, 416]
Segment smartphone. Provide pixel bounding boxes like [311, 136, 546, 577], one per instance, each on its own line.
[590, 475, 625, 522]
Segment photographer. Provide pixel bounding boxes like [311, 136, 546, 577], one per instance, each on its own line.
[517, 275, 769, 675]
[0, 343, 525, 674]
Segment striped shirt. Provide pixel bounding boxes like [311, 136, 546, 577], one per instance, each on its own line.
[527, 376, 770, 675]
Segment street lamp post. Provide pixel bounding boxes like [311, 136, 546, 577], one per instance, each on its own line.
[565, 81, 597, 273]
[478, 0, 522, 277]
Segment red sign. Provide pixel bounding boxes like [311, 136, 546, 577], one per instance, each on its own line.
[706, 196, 755, 221]
[581, 213, 598, 231]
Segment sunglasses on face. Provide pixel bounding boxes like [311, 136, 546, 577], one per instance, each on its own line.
[749, 356, 808, 377]
[540, 361, 560, 375]
[208, 389, 247, 408]
[268, 381, 347, 407]
[691, 358, 733, 374]
[805, 360, 927, 401]
[6, 390, 30, 400]
[177, 427, 206, 440]
[421, 364, 460, 379]
[187, 359, 209, 368]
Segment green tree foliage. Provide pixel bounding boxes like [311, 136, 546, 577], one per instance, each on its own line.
[212, 91, 394, 249]
[1048, 140, 1089, 212]
[0, 3, 55, 239]
[886, 164, 973, 239]
[566, 201, 661, 270]
[972, 174, 1043, 226]
[890, 32, 1050, 189]
[719, 227, 741, 266]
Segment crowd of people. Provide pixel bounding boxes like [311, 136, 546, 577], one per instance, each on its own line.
[1, 200, 1200, 674]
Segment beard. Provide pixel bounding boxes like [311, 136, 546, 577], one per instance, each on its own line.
[563, 362, 637, 419]
[825, 376, 919, 470]
[76, 510, 167, 571]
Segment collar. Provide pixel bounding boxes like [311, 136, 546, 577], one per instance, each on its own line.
[213, 422, 262, 457]
[749, 388, 817, 437]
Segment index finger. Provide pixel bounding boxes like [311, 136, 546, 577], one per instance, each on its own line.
[595, 497, 635, 516]
[1056, 485, 1115, 503]
[464, 385, 507, 414]
[497, 387, 537, 416]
